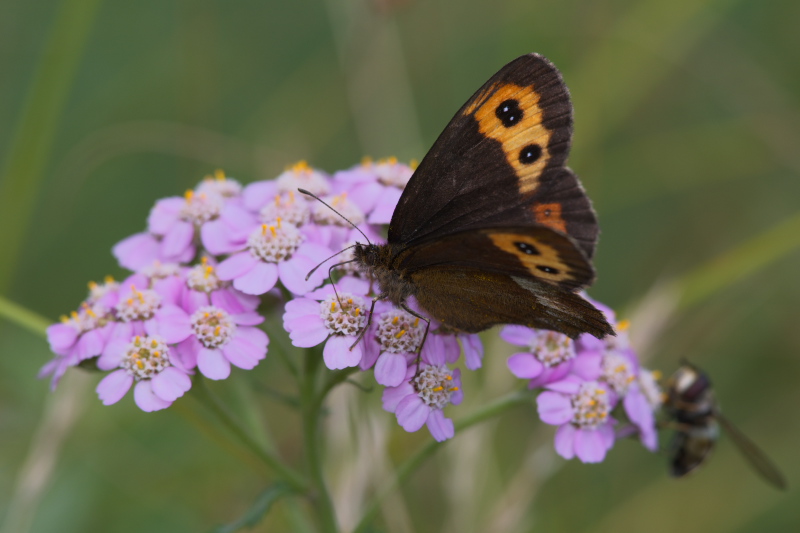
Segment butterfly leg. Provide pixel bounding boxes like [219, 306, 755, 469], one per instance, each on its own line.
[325, 260, 357, 309]
[349, 294, 387, 350]
[398, 303, 431, 377]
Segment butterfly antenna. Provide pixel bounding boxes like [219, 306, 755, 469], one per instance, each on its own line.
[297, 188, 372, 245]
[305, 245, 357, 281]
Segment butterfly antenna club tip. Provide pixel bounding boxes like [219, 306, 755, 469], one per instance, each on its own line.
[297, 188, 371, 245]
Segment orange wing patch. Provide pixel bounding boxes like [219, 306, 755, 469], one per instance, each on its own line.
[533, 203, 566, 233]
[465, 82, 553, 195]
[486, 232, 573, 285]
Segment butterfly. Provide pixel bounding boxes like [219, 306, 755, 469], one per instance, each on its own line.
[350, 53, 614, 340]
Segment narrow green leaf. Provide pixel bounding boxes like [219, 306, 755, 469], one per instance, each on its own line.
[0, 294, 51, 337]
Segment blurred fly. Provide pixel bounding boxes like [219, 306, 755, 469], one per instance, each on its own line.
[662, 362, 787, 490]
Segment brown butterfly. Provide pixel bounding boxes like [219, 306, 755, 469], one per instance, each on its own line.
[663, 362, 786, 490]
[349, 53, 614, 341]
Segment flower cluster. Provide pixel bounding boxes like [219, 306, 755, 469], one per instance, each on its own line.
[40, 159, 660, 459]
[504, 306, 662, 463]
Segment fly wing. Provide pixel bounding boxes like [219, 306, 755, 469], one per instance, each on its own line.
[717, 413, 787, 490]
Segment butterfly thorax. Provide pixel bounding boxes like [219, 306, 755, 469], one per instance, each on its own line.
[353, 243, 416, 307]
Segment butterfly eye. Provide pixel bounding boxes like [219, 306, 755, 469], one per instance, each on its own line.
[519, 144, 542, 164]
[495, 99, 523, 127]
[536, 265, 559, 275]
[514, 242, 540, 255]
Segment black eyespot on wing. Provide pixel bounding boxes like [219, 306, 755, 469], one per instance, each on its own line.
[495, 99, 523, 128]
[519, 144, 542, 164]
[514, 242, 540, 255]
[537, 265, 559, 275]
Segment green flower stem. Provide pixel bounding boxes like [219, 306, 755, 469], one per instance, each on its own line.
[352, 389, 534, 533]
[192, 375, 308, 492]
[0, 295, 50, 337]
[173, 400, 270, 475]
[301, 348, 340, 533]
[319, 367, 360, 404]
[262, 315, 301, 381]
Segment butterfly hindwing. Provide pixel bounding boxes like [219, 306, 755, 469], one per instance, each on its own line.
[395, 226, 595, 291]
[409, 267, 612, 338]
[388, 53, 599, 259]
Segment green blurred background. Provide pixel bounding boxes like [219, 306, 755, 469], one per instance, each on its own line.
[2, 0, 799, 531]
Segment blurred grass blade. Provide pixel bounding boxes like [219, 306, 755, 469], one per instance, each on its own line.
[0, 294, 51, 337]
[0, 372, 90, 533]
[210, 483, 295, 533]
[678, 211, 800, 309]
[0, 0, 103, 292]
[352, 390, 532, 533]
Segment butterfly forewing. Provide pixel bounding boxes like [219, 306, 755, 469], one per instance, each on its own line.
[389, 53, 599, 259]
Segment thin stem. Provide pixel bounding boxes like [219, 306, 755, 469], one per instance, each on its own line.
[352, 389, 533, 533]
[192, 376, 308, 492]
[319, 367, 360, 404]
[173, 400, 269, 475]
[0, 295, 50, 337]
[301, 348, 339, 533]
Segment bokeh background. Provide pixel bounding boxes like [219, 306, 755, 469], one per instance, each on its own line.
[2, 0, 799, 532]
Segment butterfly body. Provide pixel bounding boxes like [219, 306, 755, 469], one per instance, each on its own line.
[353, 242, 415, 306]
[352, 53, 614, 340]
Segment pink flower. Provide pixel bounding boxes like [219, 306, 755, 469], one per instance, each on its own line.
[333, 157, 413, 224]
[217, 221, 332, 296]
[503, 326, 575, 387]
[283, 288, 371, 370]
[147, 189, 254, 261]
[96, 335, 192, 412]
[243, 162, 330, 212]
[40, 300, 117, 390]
[382, 358, 463, 442]
[242, 185, 313, 230]
[172, 304, 268, 380]
[175, 258, 261, 315]
[86, 277, 121, 308]
[195, 170, 243, 200]
[276, 161, 331, 196]
[99, 281, 186, 363]
[459, 334, 484, 370]
[113, 232, 174, 271]
[622, 369, 662, 451]
[537, 377, 617, 463]
[282, 277, 376, 368]
[242, 179, 279, 213]
[372, 307, 425, 386]
[305, 192, 367, 250]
